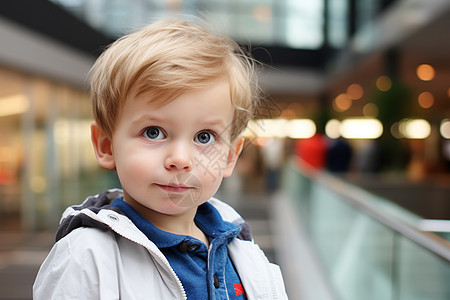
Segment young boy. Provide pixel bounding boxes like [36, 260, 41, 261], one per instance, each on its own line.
[33, 19, 287, 299]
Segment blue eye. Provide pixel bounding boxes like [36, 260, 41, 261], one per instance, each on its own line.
[195, 131, 215, 145]
[143, 127, 165, 140]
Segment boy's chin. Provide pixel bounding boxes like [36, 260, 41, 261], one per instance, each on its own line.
[166, 188, 204, 208]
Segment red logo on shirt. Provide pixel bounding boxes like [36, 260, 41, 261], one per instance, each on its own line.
[234, 283, 246, 297]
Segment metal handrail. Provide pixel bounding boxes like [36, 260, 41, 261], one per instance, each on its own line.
[291, 162, 450, 263]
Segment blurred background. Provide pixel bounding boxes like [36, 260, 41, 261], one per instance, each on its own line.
[0, 0, 449, 299]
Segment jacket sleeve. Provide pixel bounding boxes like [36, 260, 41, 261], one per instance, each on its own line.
[33, 227, 120, 300]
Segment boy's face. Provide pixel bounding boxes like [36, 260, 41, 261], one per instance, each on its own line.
[92, 79, 243, 218]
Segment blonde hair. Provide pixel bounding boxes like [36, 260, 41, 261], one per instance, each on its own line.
[90, 19, 259, 141]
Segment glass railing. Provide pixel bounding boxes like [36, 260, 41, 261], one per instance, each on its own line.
[283, 162, 450, 300]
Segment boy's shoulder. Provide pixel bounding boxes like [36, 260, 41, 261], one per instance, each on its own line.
[34, 223, 183, 299]
[55, 225, 118, 256]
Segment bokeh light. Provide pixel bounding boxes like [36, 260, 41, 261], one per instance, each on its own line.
[363, 103, 379, 117]
[418, 92, 434, 108]
[287, 119, 316, 139]
[346, 83, 364, 100]
[253, 119, 288, 138]
[416, 64, 435, 81]
[399, 119, 431, 139]
[243, 119, 317, 139]
[376, 75, 392, 92]
[390, 122, 402, 139]
[333, 93, 352, 112]
[440, 119, 450, 139]
[340, 118, 383, 139]
[325, 119, 341, 139]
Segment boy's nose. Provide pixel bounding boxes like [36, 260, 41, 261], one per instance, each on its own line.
[164, 143, 193, 172]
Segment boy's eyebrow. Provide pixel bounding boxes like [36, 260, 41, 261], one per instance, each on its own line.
[130, 115, 229, 129]
[201, 119, 228, 129]
[130, 115, 164, 126]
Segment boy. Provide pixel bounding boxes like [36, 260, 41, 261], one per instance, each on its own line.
[34, 19, 287, 299]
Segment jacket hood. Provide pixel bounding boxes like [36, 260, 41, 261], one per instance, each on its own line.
[55, 189, 252, 242]
[55, 189, 124, 241]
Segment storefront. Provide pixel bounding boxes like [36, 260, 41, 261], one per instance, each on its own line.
[0, 66, 117, 232]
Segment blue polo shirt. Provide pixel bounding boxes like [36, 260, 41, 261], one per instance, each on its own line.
[111, 197, 247, 299]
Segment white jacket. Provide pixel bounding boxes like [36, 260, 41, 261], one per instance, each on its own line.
[33, 190, 288, 299]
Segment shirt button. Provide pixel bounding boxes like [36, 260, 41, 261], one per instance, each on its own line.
[187, 244, 200, 252]
[213, 274, 220, 288]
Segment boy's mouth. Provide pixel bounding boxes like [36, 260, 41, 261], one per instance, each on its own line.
[156, 184, 194, 193]
[157, 174, 203, 207]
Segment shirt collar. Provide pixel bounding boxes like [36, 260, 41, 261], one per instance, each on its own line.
[111, 197, 241, 249]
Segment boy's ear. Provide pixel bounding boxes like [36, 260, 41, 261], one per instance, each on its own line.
[91, 122, 116, 169]
[223, 137, 245, 178]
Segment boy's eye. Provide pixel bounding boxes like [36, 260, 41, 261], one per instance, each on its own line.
[195, 131, 215, 145]
[143, 127, 166, 140]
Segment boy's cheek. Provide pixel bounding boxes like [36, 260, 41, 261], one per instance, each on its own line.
[194, 147, 236, 179]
